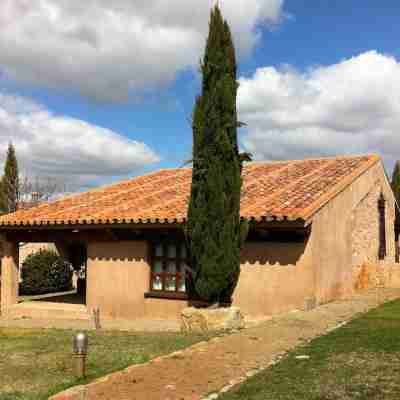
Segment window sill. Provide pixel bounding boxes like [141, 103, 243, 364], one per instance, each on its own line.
[144, 291, 188, 301]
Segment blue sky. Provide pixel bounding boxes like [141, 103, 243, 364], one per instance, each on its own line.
[1, 1, 400, 190]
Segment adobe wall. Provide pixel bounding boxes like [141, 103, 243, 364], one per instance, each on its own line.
[87, 239, 313, 320]
[311, 161, 400, 304]
[233, 240, 314, 317]
[86, 241, 188, 320]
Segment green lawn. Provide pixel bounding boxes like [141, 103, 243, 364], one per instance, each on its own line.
[220, 299, 400, 400]
[0, 328, 211, 400]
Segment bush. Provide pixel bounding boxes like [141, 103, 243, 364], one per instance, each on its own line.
[20, 250, 73, 295]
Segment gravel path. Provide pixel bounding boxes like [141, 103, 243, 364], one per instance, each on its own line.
[51, 288, 400, 400]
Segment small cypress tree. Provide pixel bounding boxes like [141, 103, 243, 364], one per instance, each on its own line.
[2, 143, 19, 213]
[185, 6, 248, 304]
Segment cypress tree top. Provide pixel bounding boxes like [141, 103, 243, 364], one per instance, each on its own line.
[2, 143, 19, 213]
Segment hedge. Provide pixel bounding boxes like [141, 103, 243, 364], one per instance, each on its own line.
[20, 249, 73, 295]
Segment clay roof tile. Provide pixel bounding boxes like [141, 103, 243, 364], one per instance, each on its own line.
[0, 154, 380, 228]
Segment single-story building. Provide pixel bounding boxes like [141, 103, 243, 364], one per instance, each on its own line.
[0, 154, 399, 321]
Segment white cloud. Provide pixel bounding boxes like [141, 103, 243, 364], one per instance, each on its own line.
[0, 0, 285, 102]
[0, 93, 159, 189]
[238, 51, 400, 172]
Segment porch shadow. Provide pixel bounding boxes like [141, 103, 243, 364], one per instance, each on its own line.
[19, 290, 85, 305]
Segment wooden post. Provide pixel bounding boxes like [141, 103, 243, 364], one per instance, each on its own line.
[1, 239, 19, 316]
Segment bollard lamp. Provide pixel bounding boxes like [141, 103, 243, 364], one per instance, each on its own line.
[73, 332, 88, 378]
[73, 332, 89, 355]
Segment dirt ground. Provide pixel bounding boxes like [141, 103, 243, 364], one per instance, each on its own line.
[51, 288, 400, 400]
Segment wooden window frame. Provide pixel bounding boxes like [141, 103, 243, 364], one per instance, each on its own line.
[378, 193, 386, 260]
[146, 240, 189, 299]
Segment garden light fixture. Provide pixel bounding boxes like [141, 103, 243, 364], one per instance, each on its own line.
[73, 332, 88, 378]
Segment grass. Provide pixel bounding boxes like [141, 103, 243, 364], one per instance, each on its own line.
[220, 299, 400, 400]
[0, 327, 212, 400]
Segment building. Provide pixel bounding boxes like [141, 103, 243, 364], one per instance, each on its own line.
[0, 154, 398, 321]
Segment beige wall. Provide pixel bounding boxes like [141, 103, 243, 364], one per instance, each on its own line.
[233, 241, 313, 316]
[86, 239, 313, 320]
[87, 241, 149, 319]
[86, 241, 188, 320]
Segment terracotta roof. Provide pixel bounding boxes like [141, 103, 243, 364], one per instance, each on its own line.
[0, 154, 380, 228]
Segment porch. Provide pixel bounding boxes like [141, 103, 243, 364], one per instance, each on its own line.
[0, 232, 89, 320]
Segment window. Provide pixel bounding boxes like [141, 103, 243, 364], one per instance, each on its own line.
[378, 193, 386, 260]
[149, 242, 189, 296]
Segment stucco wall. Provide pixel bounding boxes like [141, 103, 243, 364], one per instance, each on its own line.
[87, 241, 149, 319]
[233, 240, 313, 316]
[86, 241, 188, 320]
[86, 239, 313, 320]
[311, 161, 399, 304]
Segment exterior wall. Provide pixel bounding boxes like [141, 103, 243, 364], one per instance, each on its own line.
[87, 239, 313, 320]
[311, 161, 399, 304]
[233, 240, 314, 316]
[351, 170, 400, 290]
[86, 241, 188, 320]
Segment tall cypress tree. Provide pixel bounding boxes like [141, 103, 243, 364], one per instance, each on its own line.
[2, 143, 19, 213]
[185, 6, 248, 304]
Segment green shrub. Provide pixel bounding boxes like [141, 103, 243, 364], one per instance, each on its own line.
[20, 250, 73, 295]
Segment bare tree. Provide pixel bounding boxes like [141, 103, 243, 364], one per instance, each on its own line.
[19, 176, 67, 208]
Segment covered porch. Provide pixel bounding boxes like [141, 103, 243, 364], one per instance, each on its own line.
[0, 225, 192, 323]
[0, 228, 92, 320]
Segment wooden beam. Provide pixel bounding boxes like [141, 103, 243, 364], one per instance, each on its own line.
[3, 228, 186, 244]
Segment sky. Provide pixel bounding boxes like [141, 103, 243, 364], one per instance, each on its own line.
[0, 0, 400, 191]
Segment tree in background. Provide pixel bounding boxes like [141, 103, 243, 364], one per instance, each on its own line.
[19, 175, 67, 205]
[185, 5, 249, 305]
[0, 144, 66, 215]
[2, 143, 19, 213]
[392, 161, 400, 205]
[392, 161, 400, 262]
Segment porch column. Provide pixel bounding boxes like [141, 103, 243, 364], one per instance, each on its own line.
[1, 239, 19, 315]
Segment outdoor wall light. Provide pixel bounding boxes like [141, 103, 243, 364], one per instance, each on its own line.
[73, 332, 88, 378]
